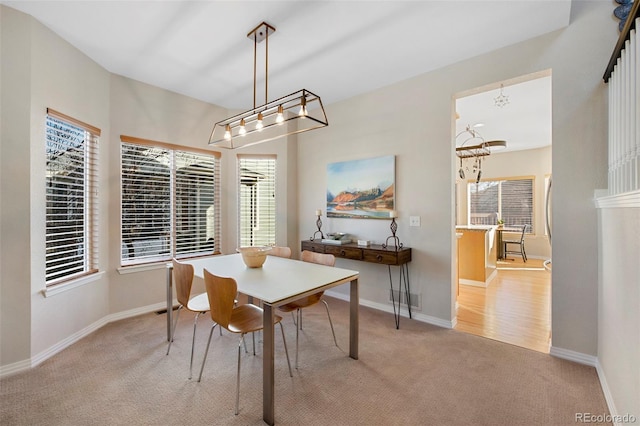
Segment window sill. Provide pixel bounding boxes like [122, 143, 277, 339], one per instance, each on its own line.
[117, 262, 171, 275]
[42, 271, 106, 298]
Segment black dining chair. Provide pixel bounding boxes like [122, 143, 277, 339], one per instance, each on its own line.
[503, 224, 530, 262]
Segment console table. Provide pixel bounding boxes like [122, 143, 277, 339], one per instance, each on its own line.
[301, 240, 412, 329]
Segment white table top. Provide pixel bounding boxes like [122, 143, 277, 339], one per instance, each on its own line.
[185, 253, 359, 305]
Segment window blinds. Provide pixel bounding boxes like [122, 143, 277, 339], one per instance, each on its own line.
[238, 155, 276, 247]
[468, 177, 534, 231]
[45, 110, 99, 285]
[121, 138, 220, 265]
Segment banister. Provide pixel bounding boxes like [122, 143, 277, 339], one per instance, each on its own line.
[604, 0, 640, 82]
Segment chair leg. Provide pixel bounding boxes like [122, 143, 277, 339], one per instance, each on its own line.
[188, 312, 201, 380]
[278, 322, 293, 377]
[321, 299, 339, 348]
[236, 335, 243, 415]
[295, 309, 301, 369]
[166, 305, 183, 355]
[522, 245, 527, 262]
[197, 323, 217, 382]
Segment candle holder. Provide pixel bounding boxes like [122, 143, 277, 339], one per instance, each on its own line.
[382, 215, 403, 250]
[310, 211, 325, 240]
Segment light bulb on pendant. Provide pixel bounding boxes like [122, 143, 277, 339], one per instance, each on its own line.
[276, 105, 284, 124]
[238, 118, 246, 136]
[224, 124, 231, 140]
[298, 97, 308, 117]
[256, 112, 264, 131]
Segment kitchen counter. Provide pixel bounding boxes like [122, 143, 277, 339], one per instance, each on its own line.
[456, 225, 498, 287]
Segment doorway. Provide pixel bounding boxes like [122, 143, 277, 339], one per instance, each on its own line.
[453, 71, 552, 353]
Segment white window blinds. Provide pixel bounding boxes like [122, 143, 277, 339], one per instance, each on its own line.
[468, 177, 534, 231]
[45, 109, 100, 285]
[121, 137, 220, 265]
[238, 155, 276, 247]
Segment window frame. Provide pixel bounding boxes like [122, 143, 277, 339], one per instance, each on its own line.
[120, 135, 221, 267]
[467, 175, 535, 232]
[237, 154, 277, 248]
[45, 108, 100, 287]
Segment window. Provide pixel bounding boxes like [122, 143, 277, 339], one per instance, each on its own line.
[120, 136, 220, 266]
[468, 177, 534, 232]
[238, 155, 276, 247]
[45, 109, 99, 285]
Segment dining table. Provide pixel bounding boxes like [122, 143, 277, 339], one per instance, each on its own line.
[166, 253, 360, 425]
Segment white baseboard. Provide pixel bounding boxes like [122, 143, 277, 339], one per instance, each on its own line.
[549, 345, 597, 366]
[0, 301, 167, 379]
[595, 360, 621, 426]
[325, 290, 454, 329]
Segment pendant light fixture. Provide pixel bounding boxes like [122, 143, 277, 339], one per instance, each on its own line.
[456, 124, 507, 182]
[208, 22, 328, 149]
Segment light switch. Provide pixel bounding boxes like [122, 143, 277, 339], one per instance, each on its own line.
[409, 216, 421, 227]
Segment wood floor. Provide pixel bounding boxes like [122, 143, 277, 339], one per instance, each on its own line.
[454, 257, 551, 353]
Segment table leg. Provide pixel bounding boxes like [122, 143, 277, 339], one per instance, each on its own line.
[166, 264, 173, 342]
[402, 264, 412, 319]
[263, 303, 275, 425]
[349, 278, 359, 360]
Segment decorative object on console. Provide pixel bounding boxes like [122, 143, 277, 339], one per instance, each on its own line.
[382, 210, 403, 250]
[326, 155, 395, 219]
[208, 21, 328, 149]
[310, 209, 325, 240]
[322, 232, 352, 245]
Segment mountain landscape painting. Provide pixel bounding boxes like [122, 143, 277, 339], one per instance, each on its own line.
[326, 155, 395, 219]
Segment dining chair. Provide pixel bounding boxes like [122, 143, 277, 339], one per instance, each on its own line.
[503, 224, 529, 262]
[278, 250, 338, 369]
[197, 269, 293, 415]
[166, 258, 210, 380]
[268, 245, 292, 259]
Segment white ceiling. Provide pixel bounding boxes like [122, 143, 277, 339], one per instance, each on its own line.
[3, 0, 569, 152]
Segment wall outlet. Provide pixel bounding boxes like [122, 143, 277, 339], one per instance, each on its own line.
[409, 216, 421, 227]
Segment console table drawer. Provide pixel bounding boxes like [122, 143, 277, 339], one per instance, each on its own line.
[324, 245, 363, 260]
[363, 250, 401, 265]
[301, 240, 325, 253]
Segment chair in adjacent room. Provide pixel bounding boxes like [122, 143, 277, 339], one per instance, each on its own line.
[166, 258, 210, 380]
[197, 269, 292, 415]
[503, 224, 530, 262]
[278, 250, 338, 369]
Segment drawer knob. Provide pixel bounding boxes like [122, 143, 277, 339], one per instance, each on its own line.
[376, 255, 383, 262]
[340, 250, 346, 256]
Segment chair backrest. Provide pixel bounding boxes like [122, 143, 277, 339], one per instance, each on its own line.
[301, 250, 335, 267]
[203, 269, 237, 330]
[269, 246, 292, 259]
[172, 259, 195, 307]
[519, 224, 529, 242]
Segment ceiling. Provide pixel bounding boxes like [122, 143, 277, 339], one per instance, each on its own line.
[3, 1, 569, 152]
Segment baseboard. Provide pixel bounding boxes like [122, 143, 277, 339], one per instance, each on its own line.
[595, 360, 622, 426]
[325, 290, 454, 329]
[549, 345, 597, 366]
[0, 301, 167, 379]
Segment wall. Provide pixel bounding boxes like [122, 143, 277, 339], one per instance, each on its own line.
[456, 145, 552, 260]
[298, 0, 614, 357]
[597, 198, 640, 419]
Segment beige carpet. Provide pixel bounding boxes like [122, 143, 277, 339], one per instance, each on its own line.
[0, 297, 610, 425]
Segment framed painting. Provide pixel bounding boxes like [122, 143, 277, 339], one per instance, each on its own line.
[326, 155, 395, 219]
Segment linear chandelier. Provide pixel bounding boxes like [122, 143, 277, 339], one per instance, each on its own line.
[208, 22, 328, 149]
